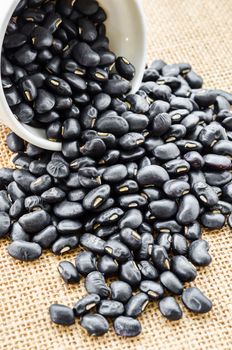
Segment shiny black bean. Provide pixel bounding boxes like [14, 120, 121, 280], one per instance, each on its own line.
[53, 200, 83, 219]
[57, 261, 80, 284]
[126, 94, 149, 114]
[70, 156, 96, 170]
[8, 241, 42, 261]
[134, 232, 153, 260]
[138, 260, 159, 280]
[172, 234, 188, 255]
[103, 79, 131, 96]
[222, 182, 232, 203]
[137, 165, 169, 187]
[193, 182, 218, 207]
[24, 195, 44, 212]
[152, 245, 170, 271]
[12, 103, 34, 124]
[188, 239, 211, 266]
[78, 167, 101, 188]
[119, 260, 141, 287]
[175, 139, 203, 153]
[199, 122, 225, 147]
[52, 235, 79, 254]
[19, 210, 50, 234]
[124, 113, 149, 132]
[119, 208, 143, 229]
[8, 181, 26, 201]
[139, 280, 164, 300]
[0, 168, 14, 188]
[56, 220, 82, 235]
[98, 300, 124, 318]
[41, 187, 65, 204]
[118, 194, 147, 209]
[74, 294, 101, 316]
[9, 198, 24, 219]
[68, 189, 87, 202]
[14, 44, 37, 66]
[85, 271, 110, 298]
[160, 271, 183, 295]
[184, 221, 202, 241]
[1, 55, 14, 76]
[125, 292, 149, 317]
[75, 251, 97, 276]
[201, 212, 225, 229]
[4, 33, 27, 50]
[177, 194, 200, 225]
[44, 12, 62, 33]
[149, 199, 177, 219]
[114, 316, 141, 337]
[80, 139, 106, 159]
[149, 100, 170, 119]
[30, 175, 52, 195]
[119, 133, 144, 151]
[104, 239, 131, 262]
[119, 228, 141, 251]
[32, 225, 58, 248]
[213, 140, 232, 157]
[4, 86, 22, 106]
[183, 151, 204, 170]
[72, 42, 100, 67]
[163, 180, 190, 198]
[0, 190, 11, 212]
[10, 222, 30, 242]
[156, 232, 172, 251]
[97, 255, 118, 276]
[204, 154, 231, 171]
[34, 89, 55, 114]
[153, 142, 180, 161]
[182, 287, 212, 313]
[49, 304, 75, 326]
[115, 57, 135, 81]
[96, 115, 129, 136]
[80, 233, 104, 255]
[204, 171, 232, 187]
[159, 296, 182, 321]
[83, 185, 110, 211]
[80, 313, 109, 336]
[0, 212, 11, 237]
[211, 200, 232, 214]
[171, 255, 197, 282]
[109, 281, 133, 305]
[12, 169, 34, 193]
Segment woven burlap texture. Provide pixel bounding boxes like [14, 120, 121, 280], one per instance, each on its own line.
[1, 0, 232, 349]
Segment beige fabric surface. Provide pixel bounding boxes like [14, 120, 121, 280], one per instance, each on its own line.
[1, 0, 232, 349]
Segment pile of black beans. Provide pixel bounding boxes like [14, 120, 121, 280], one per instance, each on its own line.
[2, 0, 135, 149]
[1, 0, 232, 340]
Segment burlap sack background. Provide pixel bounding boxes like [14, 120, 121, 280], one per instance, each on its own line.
[1, 1, 232, 349]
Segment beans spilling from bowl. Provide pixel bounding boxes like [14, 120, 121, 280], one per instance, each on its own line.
[1, 0, 135, 149]
[1, 0, 232, 339]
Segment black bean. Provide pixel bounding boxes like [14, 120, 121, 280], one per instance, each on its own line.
[98, 300, 124, 317]
[182, 287, 212, 313]
[139, 280, 164, 300]
[96, 207, 124, 225]
[163, 180, 190, 198]
[97, 255, 118, 276]
[9, 198, 24, 219]
[185, 70, 203, 88]
[125, 292, 149, 317]
[184, 221, 202, 241]
[149, 199, 177, 219]
[137, 165, 169, 187]
[119, 208, 143, 229]
[85, 271, 110, 298]
[103, 79, 131, 96]
[75, 251, 97, 276]
[177, 194, 200, 225]
[124, 113, 149, 132]
[211, 200, 232, 215]
[183, 151, 205, 170]
[80, 233, 105, 255]
[41, 187, 66, 204]
[10, 222, 30, 242]
[204, 171, 232, 187]
[171, 255, 197, 282]
[34, 89, 55, 114]
[33, 225, 58, 248]
[188, 239, 212, 266]
[7, 181, 26, 202]
[72, 42, 100, 67]
[156, 232, 172, 251]
[44, 13, 62, 34]
[0, 168, 14, 188]
[0, 190, 11, 212]
[51, 235, 79, 254]
[160, 271, 183, 295]
[119, 228, 141, 251]
[213, 140, 232, 157]
[159, 297, 182, 321]
[74, 294, 101, 316]
[49, 304, 75, 326]
[152, 113, 171, 136]
[12, 103, 34, 124]
[138, 260, 159, 280]
[0, 212, 11, 237]
[152, 245, 170, 271]
[19, 210, 50, 234]
[53, 200, 83, 219]
[114, 316, 141, 337]
[96, 115, 129, 136]
[120, 260, 141, 287]
[13, 169, 36, 193]
[126, 94, 149, 114]
[8, 241, 42, 261]
[80, 314, 109, 336]
[172, 234, 188, 255]
[104, 239, 131, 262]
[115, 57, 135, 81]
[14, 44, 37, 66]
[58, 261, 80, 284]
[136, 232, 154, 260]
[201, 212, 225, 229]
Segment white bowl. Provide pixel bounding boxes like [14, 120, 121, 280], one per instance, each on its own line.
[0, 0, 147, 151]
